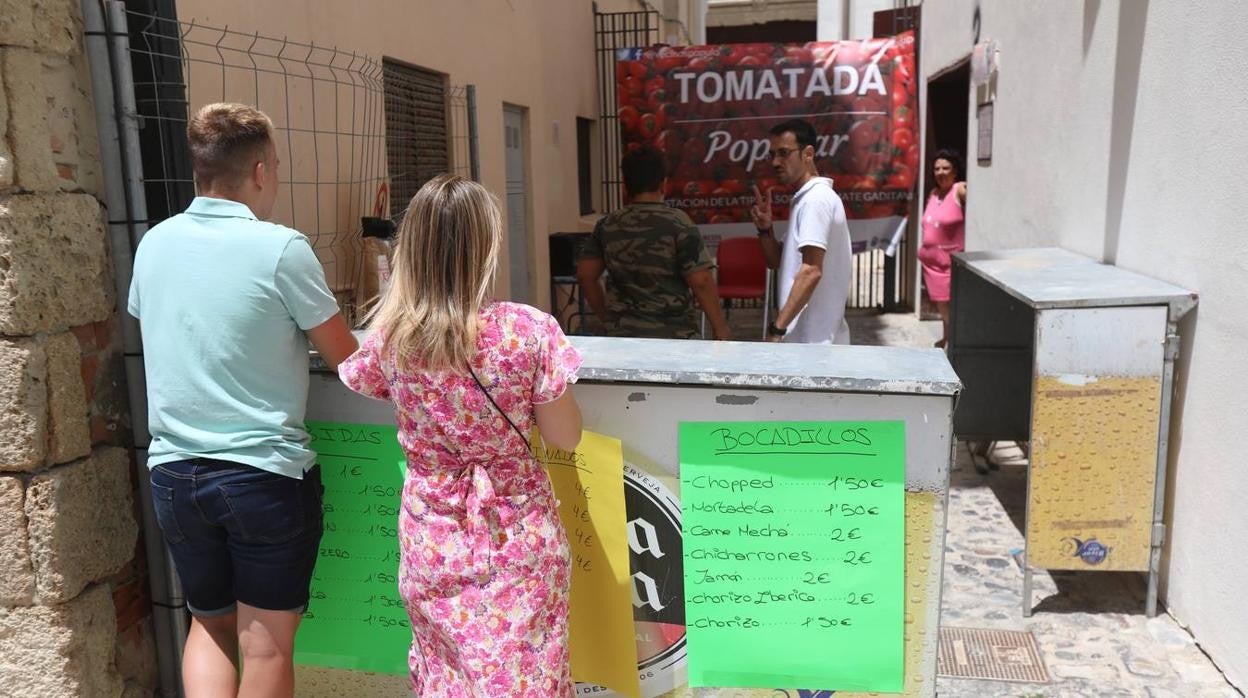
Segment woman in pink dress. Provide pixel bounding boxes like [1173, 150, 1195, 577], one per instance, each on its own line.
[918, 148, 967, 348]
[338, 174, 584, 697]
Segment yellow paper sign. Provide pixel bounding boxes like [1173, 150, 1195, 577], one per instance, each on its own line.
[536, 431, 641, 698]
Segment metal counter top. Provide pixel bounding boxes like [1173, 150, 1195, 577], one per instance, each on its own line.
[568, 336, 959, 396]
[312, 333, 960, 397]
[954, 248, 1198, 316]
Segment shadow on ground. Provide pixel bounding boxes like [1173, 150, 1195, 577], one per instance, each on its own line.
[953, 444, 1154, 617]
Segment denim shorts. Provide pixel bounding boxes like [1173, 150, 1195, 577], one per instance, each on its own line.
[149, 458, 324, 617]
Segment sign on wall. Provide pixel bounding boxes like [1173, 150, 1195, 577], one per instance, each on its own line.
[678, 421, 906, 692]
[295, 422, 409, 675]
[616, 32, 918, 251]
[536, 431, 641, 698]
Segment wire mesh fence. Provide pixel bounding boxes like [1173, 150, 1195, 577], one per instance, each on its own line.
[122, 10, 476, 325]
[446, 85, 478, 182]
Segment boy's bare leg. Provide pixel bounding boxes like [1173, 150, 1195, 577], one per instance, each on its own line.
[184, 612, 240, 698]
[237, 604, 303, 698]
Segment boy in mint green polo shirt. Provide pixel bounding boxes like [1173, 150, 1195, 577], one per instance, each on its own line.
[128, 103, 357, 696]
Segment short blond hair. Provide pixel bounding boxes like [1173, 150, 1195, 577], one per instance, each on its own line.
[187, 102, 274, 189]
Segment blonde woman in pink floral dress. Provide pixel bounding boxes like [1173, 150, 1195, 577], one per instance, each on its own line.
[338, 174, 583, 697]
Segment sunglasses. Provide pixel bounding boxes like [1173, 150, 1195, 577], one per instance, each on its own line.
[768, 147, 803, 160]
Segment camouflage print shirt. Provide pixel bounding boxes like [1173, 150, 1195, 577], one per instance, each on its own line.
[580, 203, 715, 339]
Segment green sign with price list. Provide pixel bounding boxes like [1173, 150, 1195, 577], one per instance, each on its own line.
[679, 421, 905, 692]
[294, 421, 410, 675]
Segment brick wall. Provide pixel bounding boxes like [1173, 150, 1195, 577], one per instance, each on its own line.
[0, 0, 158, 695]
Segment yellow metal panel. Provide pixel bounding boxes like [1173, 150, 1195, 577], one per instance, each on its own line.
[1027, 374, 1161, 571]
[837, 491, 941, 698]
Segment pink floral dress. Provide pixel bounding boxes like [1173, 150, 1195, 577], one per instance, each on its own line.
[338, 302, 582, 697]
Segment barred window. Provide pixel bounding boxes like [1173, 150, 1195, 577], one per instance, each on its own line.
[383, 59, 448, 219]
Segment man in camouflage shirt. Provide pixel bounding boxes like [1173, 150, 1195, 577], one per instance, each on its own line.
[576, 145, 732, 340]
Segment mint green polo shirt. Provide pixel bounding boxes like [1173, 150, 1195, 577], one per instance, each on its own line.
[127, 197, 341, 479]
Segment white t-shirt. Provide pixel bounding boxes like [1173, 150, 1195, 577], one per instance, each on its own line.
[777, 176, 852, 344]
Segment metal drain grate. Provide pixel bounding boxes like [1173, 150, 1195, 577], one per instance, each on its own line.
[938, 627, 1050, 683]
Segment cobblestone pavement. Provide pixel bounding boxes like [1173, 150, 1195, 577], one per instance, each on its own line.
[938, 444, 1240, 697]
[732, 309, 1242, 696]
[723, 306, 941, 346]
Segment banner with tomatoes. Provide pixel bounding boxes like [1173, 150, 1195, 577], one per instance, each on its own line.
[616, 31, 917, 252]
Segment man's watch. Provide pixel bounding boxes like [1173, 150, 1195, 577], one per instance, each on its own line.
[756, 226, 774, 237]
[767, 321, 787, 337]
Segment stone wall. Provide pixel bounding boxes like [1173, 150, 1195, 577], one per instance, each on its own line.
[0, 0, 157, 695]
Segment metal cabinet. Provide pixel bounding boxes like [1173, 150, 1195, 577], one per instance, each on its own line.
[303, 337, 960, 697]
[949, 248, 1197, 617]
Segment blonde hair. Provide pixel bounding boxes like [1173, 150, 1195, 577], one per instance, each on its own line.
[367, 174, 502, 371]
[187, 102, 274, 189]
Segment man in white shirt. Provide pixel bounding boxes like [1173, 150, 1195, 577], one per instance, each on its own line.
[751, 118, 852, 344]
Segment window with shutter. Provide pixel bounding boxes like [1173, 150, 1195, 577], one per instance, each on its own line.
[383, 59, 449, 220]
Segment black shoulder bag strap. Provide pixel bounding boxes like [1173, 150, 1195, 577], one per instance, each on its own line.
[466, 364, 531, 450]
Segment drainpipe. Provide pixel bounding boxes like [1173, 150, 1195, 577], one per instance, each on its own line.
[1146, 308, 1191, 618]
[467, 85, 480, 182]
[82, 1, 185, 694]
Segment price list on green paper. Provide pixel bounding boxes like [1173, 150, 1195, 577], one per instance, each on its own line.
[679, 421, 905, 693]
[294, 421, 410, 675]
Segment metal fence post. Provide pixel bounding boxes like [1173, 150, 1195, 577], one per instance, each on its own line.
[466, 84, 480, 182]
[85, 1, 186, 695]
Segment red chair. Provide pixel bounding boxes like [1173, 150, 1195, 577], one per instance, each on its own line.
[714, 236, 772, 339]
